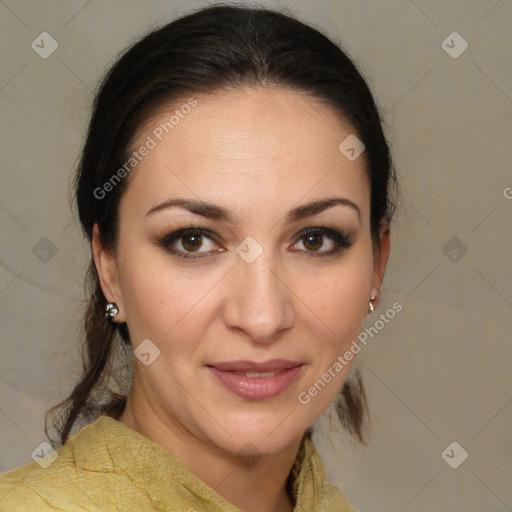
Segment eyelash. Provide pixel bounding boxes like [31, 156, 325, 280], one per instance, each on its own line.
[156, 224, 354, 260]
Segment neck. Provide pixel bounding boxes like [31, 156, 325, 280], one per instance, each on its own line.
[119, 385, 301, 512]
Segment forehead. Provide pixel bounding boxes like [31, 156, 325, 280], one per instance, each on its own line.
[121, 87, 370, 221]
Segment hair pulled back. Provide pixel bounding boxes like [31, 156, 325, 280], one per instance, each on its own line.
[46, 3, 399, 447]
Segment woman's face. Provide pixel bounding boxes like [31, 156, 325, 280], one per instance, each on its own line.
[94, 87, 388, 456]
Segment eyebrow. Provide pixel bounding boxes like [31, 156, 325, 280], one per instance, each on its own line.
[145, 196, 360, 223]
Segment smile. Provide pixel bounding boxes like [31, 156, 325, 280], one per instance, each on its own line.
[207, 359, 304, 400]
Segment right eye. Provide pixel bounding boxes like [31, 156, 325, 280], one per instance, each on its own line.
[157, 228, 225, 259]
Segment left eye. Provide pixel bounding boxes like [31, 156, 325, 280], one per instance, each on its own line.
[292, 228, 339, 253]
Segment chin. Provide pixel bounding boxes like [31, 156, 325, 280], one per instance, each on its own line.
[196, 408, 310, 458]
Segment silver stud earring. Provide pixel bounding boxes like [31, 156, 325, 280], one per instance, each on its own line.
[105, 302, 119, 321]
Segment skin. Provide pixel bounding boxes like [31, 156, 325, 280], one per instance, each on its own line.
[92, 86, 390, 512]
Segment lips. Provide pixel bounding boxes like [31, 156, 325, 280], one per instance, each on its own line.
[207, 359, 304, 400]
[208, 359, 302, 372]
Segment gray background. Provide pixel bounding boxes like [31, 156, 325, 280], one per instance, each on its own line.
[1, 1, 511, 511]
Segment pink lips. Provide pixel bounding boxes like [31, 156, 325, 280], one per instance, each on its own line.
[207, 359, 304, 400]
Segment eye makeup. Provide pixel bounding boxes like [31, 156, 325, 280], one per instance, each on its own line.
[152, 218, 356, 262]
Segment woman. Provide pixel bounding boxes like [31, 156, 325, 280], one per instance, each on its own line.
[0, 4, 398, 511]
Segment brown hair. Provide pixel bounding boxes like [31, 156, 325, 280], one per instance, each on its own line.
[46, 3, 399, 447]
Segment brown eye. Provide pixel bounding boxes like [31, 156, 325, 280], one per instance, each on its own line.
[303, 233, 324, 251]
[181, 233, 203, 252]
[292, 227, 353, 257]
[158, 227, 223, 259]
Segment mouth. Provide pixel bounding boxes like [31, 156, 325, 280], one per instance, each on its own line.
[206, 359, 305, 400]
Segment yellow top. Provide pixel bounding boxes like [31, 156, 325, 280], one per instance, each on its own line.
[0, 415, 358, 511]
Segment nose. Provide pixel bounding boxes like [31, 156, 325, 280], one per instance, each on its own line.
[222, 251, 295, 344]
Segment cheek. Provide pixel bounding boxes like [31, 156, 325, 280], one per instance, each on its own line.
[294, 269, 369, 416]
[295, 261, 371, 342]
[117, 249, 223, 343]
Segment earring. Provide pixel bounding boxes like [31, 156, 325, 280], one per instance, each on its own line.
[368, 294, 377, 314]
[105, 302, 119, 321]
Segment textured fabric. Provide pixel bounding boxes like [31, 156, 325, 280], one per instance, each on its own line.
[0, 415, 358, 511]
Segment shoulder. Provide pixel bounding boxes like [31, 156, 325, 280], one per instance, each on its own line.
[0, 417, 113, 511]
[0, 458, 84, 511]
[0, 415, 218, 512]
[322, 482, 360, 512]
[293, 434, 359, 512]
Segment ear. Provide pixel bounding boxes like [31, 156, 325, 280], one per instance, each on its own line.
[92, 223, 125, 323]
[370, 221, 391, 309]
